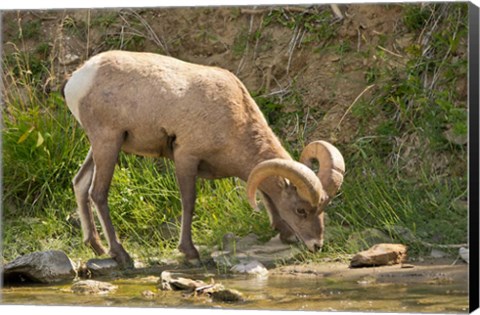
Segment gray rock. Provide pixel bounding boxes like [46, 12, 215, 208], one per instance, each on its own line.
[3, 250, 76, 284]
[71, 280, 117, 295]
[231, 260, 268, 276]
[84, 258, 119, 277]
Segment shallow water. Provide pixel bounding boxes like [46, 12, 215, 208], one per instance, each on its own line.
[1, 272, 469, 313]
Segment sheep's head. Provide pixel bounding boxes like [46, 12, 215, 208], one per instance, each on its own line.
[246, 141, 345, 252]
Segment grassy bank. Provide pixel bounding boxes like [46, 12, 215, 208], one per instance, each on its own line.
[2, 3, 468, 264]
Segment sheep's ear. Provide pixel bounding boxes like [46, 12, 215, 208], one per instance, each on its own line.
[282, 178, 291, 188]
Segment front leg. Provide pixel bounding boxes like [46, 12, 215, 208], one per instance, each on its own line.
[174, 154, 201, 263]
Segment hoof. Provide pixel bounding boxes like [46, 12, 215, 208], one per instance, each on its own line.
[111, 251, 134, 269]
[185, 257, 202, 267]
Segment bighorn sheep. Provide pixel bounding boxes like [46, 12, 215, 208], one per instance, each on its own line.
[63, 50, 345, 267]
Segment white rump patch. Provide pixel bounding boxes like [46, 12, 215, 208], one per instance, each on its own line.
[64, 55, 102, 125]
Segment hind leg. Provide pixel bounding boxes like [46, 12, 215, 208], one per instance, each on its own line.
[73, 147, 106, 255]
[89, 132, 133, 268]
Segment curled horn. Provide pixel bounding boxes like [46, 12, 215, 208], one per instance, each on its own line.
[300, 141, 345, 198]
[246, 158, 324, 210]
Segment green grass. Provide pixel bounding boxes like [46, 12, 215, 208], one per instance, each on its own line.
[2, 3, 468, 264]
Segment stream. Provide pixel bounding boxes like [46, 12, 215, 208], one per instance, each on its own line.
[1, 269, 469, 313]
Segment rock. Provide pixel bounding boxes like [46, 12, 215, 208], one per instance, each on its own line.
[71, 280, 117, 295]
[159, 271, 244, 302]
[347, 228, 395, 251]
[350, 243, 407, 268]
[209, 286, 244, 303]
[231, 260, 268, 277]
[459, 247, 469, 264]
[83, 258, 119, 277]
[3, 250, 76, 284]
[160, 271, 206, 291]
[141, 290, 157, 298]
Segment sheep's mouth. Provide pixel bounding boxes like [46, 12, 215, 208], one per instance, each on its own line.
[291, 229, 324, 252]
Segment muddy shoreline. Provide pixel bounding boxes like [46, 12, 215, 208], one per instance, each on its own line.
[97, 256, 468, 287]
[271, 258, 468, 285]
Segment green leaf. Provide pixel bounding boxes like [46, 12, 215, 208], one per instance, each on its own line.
[36, 132, 44, 147]
[17, 126, 35, 144]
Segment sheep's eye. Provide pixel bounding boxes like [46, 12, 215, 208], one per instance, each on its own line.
[295, 208, 307, 217]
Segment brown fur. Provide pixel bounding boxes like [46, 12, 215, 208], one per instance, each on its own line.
[66, 51, 334, 266]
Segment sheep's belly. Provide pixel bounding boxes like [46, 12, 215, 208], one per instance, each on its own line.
[121, 144, 162, 158]
[121, 129, 173, 158]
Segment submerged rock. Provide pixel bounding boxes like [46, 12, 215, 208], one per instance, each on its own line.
[350, 243, 407, 268]
[71, 280, 117, 295]
[3, 250, 76, 284]
[160, 271, 244, 302]
[160, 271, 206, 291]
[231, 260, 268, 276]
[209, 286, 244, 303]
[141, 290, 157, 298]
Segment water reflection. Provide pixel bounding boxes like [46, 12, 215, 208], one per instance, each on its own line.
[1, 273, 468, 313]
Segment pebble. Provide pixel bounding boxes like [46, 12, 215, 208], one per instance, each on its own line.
[71, 280, 117, 295]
